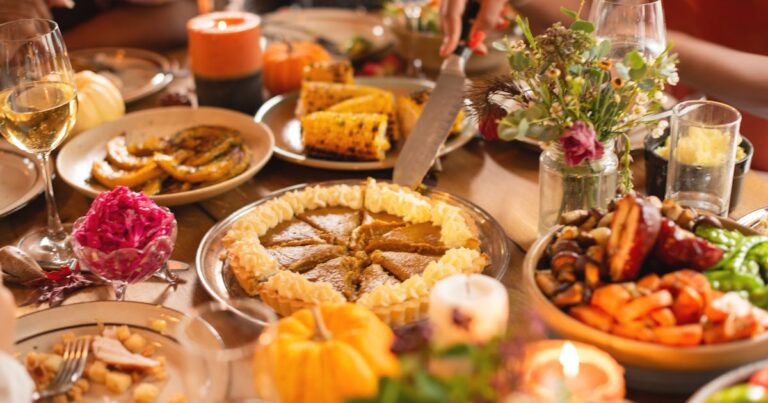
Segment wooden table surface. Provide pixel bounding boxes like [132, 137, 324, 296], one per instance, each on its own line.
[4, 52, 768, 402]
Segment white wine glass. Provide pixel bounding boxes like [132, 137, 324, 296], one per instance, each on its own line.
[589, 0, 667, 60]
[0, 19, 77, 265]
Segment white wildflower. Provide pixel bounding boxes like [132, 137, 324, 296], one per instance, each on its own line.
[651, 127, 665, 138]
[636, 93, 650, 105]
[632, 104, 647, 116]
[614, 94, 621, 103]
[509, 40, 526, 52]
[657, 120, 669, 129]
[667, 72, 680, 86]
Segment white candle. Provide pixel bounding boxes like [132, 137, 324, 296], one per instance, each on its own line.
[428, 274, 509, 348]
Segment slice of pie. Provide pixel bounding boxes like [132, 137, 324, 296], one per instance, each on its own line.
[358, 264, 400, 295]
[370, 250, 439, 281]
[265, 244, 345, 273]
[299, 207, 361, 245]
[301, 256, 361, 300]
[260, 219, 328, 247]
[364, 222, 446, 255]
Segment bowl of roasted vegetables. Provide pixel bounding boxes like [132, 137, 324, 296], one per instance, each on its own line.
[524, 195, 768, 375]
[57, 106, 274, 206]
[689, 359, 768, 403]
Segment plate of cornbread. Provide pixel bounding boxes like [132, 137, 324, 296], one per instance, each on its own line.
[255, 61, 475, 171]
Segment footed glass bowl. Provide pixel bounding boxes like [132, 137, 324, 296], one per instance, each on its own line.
[72, 217, 177, 299]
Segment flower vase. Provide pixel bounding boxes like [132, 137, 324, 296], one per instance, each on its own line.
[538, 141, 618, 234]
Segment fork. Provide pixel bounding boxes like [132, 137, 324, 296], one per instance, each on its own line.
[31, 336, 91, 401]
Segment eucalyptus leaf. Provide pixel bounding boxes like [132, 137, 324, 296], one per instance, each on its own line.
[510, 51, 530, 71]
[625, 51, 645, 69]
[518, 118, 530, 137]
[498, 122, 519, 141]
[560, 6, 577, 18]
[527, 125, 560, 142]
[570, 20, 595, 33]
[615, 63, 630, 80]
[639, 79, 656, 91]
[492, 40, 508, 52]
[595, 39, 612, 59]
[525, 104, 547, 120]
[629, 64, 647, 81]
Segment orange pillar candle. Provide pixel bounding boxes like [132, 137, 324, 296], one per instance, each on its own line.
[187, 11, 263, 113]
[522, 340, 626, 402]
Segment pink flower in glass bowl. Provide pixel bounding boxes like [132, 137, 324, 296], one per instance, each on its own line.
[559, 121, 605, 166]
[71, 187, 176, 298]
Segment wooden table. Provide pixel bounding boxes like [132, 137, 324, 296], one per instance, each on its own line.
[4, 51, 768, 402]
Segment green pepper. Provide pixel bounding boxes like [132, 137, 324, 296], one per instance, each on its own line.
[750, 287, 768, 309]
[706, 270, 764, 292]
[705, 383, 768, 403]
[723, 236, 768, 272]
[696, 226, 744, 250]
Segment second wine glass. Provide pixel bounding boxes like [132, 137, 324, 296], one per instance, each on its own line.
[0, 19, 77, 266]
[589, 0, 667, 60]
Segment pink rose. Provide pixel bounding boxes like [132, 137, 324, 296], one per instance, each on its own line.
[559, 121, 604, 166]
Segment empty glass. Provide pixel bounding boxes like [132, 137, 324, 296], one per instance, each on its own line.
[665, 100, 742, 216]
[589, 0, 666, 60]
[176, 299, 278, 403]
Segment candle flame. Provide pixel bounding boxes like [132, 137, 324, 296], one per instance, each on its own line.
[559, 341, 579, 378]
[217, 20, 228, 30]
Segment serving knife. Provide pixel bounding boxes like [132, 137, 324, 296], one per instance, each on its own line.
[392, 1, 480, 188]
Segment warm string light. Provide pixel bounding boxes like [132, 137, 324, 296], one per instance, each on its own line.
[559, 341, 580, 378]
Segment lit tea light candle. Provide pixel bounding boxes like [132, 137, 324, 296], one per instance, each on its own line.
[187, 11, 263, 113]
[523, 340, 625, 402]
[428, 274, 509, 348]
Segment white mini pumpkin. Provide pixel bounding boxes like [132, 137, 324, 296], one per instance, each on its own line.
[72, 70, 125, 135]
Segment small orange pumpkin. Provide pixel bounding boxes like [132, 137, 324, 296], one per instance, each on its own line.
[255, 303, 399, 403]
[262, 41, 331, 95]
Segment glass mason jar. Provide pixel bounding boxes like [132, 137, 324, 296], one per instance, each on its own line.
[538, 141, 618, 234]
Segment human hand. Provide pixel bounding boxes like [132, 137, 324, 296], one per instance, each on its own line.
[439, 0, 508, 57]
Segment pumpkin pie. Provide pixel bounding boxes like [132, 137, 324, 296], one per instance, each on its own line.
[225, 179, 487, 326]
[260, 219, 328, 247]
[299, 207, 361, 245]
[265, 244, 345, 273]
[370, 250, 439, 281]
[364, 222, 446, 255]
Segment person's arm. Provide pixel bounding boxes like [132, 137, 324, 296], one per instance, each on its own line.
[668, 31, 768, 119]
[439, 0, 582, 56]
[62, 0, 198, 51]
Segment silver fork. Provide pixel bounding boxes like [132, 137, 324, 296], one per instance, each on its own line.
[31, 336, 91, 401]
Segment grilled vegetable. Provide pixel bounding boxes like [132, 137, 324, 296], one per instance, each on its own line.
[301, 111, 390, 161]
[296, 82, 386, 116]
[105, 136, 152, 170]
[303, 60, 354, 84]
[154, 146, 246, 183]
[92, 160, 165, 188]
[327, 93, 399, 141]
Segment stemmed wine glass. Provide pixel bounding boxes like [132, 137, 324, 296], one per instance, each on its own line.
[589, 0, 667, 60]
[0, 19, 77, 265]
[396, 0, 429, 77]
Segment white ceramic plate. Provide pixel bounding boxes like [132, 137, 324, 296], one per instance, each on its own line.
[15, 301, 225, 402]
[0, 140, 44, 217]
[262, 8, 394, 59]
[56, 106, 275, 206]
[256, 77, 476, 171]
[70, 48, 173, 103]
[688, 358, 768, 403]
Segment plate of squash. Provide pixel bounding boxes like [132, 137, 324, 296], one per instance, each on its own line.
[57, 106, 274, 206]
[256, 61, 476, 171]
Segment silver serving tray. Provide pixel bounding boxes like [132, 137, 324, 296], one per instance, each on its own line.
[196, 179, 511, 315]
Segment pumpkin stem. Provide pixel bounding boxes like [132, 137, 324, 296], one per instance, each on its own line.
[310, 306, 332, 341]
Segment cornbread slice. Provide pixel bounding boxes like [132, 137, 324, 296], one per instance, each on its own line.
[296, 81, 386, 116]
[301, 111, 390, 161]
[303, 60, 354, 84]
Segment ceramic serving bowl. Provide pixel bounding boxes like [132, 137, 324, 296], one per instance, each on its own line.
[687, 358, 768, 403]
[523, 219, 768, 394]
[644, 132, 754, 213]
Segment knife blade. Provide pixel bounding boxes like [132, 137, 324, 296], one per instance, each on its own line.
[393, 1, 479, 188]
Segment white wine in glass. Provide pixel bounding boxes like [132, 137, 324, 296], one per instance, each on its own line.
[589, 0, 667, 60]
[0, 19, 78, 265]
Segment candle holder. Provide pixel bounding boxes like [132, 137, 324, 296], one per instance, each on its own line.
[187, 11, 264, 114]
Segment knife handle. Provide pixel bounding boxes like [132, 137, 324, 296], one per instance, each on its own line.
[453, 0, 481, 56]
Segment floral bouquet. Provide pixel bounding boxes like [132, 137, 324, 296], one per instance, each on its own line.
[469, 2, 678, 229]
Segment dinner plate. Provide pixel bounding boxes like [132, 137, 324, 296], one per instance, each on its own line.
[688, 358, 768, 403]
[0, 141, 44, 217]
[70, 48, 173, 103]
[56, 106, 275, 206]
[738, 208, 768, 235]
[262, 8, 395, 60]
[15, 301, 225, 402]
[256, 77, 476, 171]
[195, 179, 511, 320]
